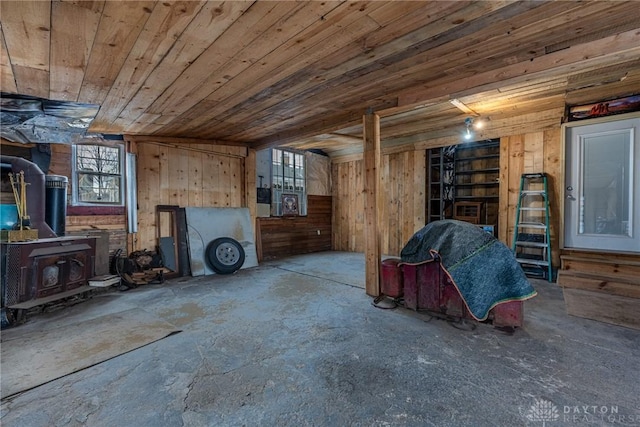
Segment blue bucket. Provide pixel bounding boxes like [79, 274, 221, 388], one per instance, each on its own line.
[0, 204, 18, 230]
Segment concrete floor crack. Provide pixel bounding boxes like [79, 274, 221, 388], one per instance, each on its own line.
[273, 266, 361, 289]
[182, 374, 196, 419]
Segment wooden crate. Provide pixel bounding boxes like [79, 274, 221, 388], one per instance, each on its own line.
[453, 202, 482, 224]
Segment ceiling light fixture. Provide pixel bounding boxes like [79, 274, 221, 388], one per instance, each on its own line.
[464, 117, 474, 140]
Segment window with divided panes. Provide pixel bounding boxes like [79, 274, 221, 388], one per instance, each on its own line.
[271, 148, 306, 216]
[72, 144, 124, 205]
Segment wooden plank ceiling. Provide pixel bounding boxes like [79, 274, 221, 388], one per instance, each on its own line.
[1, 1, 640, 156]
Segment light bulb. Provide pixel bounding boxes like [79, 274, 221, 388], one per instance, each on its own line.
[464, 127, 472, 140]
[474, 119, 484, 129]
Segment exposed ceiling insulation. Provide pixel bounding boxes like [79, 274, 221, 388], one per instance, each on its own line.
[0, 93, 99, 144]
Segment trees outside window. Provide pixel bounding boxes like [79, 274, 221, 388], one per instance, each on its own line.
[72, 144, 123, 205]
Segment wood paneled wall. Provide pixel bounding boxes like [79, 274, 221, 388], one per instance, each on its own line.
[257, 195, 332, 260]
[331, 130, 562, 265]
[332, 149, 425, 256]
[332, 158, 364, 253]
[133, 141, 248, 252]
[499, 129, 562, 267]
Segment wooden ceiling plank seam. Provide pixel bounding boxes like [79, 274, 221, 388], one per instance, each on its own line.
[381, 88, 564, 144]
[11, 66, 49, 99]
[449, 82, 569, 115]
[196, 1, 516, 139]
[278, 1, 636, 130]
[0, 25, 17, 93]
[0, 0, 51, 70]
[148, 3, 365, 134]
[365, 1, 500, 52]
[140, 0, 345, 136]
[104, 1, 256, 132]
[492, 75, 570, 96]
[124, 135, 249, 150]
[451, 44, 640, 102]
[396, 27, 640, 108]
[199, 1, 545, 142]
[564, 72, 640, 105]
[567, 61, 638, 84]
[439, 3, 640, 81]
[252, 110, 366, 151]
[545, 18, 640, 55]
[536, 3, 640, 50]
[140, 2, 315, 117]
[365, 1, 439, 27]
[388, 53, 626, 121]
[254, 33, 640, 148]
[380, 100, 458, 123]
[172, 1, 507, 139]
[382, 107, 565, 154]
[114, 0, 286, 132]
[88, 0, 209, 132]
[382, 95, 567, 140]
[376, 96, 452, 119]
[258, 1, 615, 125]
[445, 3, 640, 80]
[380, 108, 473, 137]
[49, 0, 104, 102]
[0, 0, 51, 98]
[77, 0, 157, 105]
[157, 1, 385, 136]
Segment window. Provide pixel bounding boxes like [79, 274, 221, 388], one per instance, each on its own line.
[271, 148, 306, 215]
[72, 144, 124, 205]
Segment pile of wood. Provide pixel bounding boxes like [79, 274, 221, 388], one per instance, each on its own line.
[110, 249, 172, 289]
[121, 267, 169, 287]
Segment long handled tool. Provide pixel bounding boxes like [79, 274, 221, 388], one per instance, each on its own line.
[8, 171, 31, 230]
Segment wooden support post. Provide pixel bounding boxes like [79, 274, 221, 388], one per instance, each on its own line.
[363, 111, 381, 297]
[244, 148, 257, 236]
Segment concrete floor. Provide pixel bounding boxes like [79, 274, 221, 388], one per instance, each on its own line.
[1, 251, 639, 427]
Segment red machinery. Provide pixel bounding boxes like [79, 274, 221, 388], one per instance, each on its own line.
[381, 258, 523, 328]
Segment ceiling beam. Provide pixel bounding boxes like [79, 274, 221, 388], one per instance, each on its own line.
[449, 99, 479, 116]
[393, 28, 640, 110]
[123, 134, 249, 147]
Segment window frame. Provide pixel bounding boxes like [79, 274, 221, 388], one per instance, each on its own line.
[271, 148, 307, 216]
[71, 143, 125, 206]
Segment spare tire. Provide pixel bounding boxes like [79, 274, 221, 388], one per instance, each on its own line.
[206, 237, 245, 274]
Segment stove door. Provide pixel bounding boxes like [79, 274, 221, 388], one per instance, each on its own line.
[32, 255, 65, 298]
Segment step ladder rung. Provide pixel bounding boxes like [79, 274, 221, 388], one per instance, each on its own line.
[512, 173, 552, 282]
[516, 222, 547, 229]
[515, 241, 548, 248]
[522, 173, 546, 179]
[516, 258, 550, 266]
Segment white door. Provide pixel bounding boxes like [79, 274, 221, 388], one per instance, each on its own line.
[564, 116, 640, 253]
